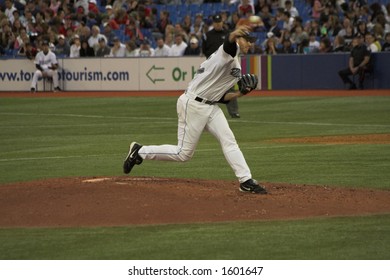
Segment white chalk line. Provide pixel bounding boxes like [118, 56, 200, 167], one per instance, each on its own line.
[1, 112, 389, 128]
[0, 144, 342, 163]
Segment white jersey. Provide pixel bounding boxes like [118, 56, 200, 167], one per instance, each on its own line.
[186, 43, 241, 102]
[34, 50, 58, 71]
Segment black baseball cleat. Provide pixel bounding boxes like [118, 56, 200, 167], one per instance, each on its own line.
[123, 142, 143, 174]
[239, 179, 267, 194]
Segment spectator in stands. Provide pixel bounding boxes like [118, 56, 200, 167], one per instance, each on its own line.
[255, 0, 271, 15]
[138, 39, 154, 57]
[70, 34, 81, 57]
[80, 39, 95, 56]
[284, 0, 299, 18]
[365, 33, 381, 53]
[30, 40, 61, 92]
[95, 37, 111, 57]
[355, 19, 368, 38]
[174, 23, 189, 43]
[155, 10, 171, 36]
[164, 31, 174, 48]
[343, 25, 355, 48]
[113, 8, 128, 26]
[4, 0, 17, 24]
[104, 5, 114, 18]
[77, 23, 91, 42]
[290, 24, 308, 49]
[190, 13, 204, 39]
[382, 32, 390, 52]
[125, 40, 138, 57]
[308, 32, 320, 53]
[325, 14, 341, 37]
[54, 34, 70, 57]
[0, 21, 15, 54]
[102, 22, 116, 44]
[318, 36, 332, 53]
[153, 36, 171, 56]
[14, 27, 28, 50]
[264, 36, 278, 54]
[182, 14, 192, 35]
[333, 35, 347, 52]
[88, 25, 107, 54]
[281, 11, 293, 31]
[88, 0, 99, 15]
[184, 36, 200, 56]
[338, 17, 352, 38]
[228, 12, 240, 30]
[268, 16, 281, 38]
[18, 41, 37, 59]
[338, 35, 371, 90]
[74, 0, 89, 16]
[109, 36, 126, 57]
[311, 0, 325, 21]
[238, 0, 255, 17]
[258, 3, 273, 30]
[278, 38, 295, 54]
[169, 32, 187, 56]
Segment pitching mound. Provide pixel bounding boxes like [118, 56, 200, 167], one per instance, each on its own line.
[1, 177, 390, 228]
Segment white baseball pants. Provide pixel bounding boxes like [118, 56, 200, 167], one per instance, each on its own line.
[138, 93, 252, 183]
[31, 69, 59, 89]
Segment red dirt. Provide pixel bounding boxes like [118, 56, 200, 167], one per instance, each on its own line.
[0, 176, 389, 228]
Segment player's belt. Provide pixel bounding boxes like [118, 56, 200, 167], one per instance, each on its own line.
[194, 96, 217, 105]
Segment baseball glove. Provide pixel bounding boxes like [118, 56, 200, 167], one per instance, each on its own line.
[238, 74, 258, 95]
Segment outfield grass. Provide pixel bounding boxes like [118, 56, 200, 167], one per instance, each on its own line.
[0, 95, 389, 259]
[0, 215, 389, 260]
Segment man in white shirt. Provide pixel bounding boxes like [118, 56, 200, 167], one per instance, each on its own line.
[88, 25, 107, 54]
[4, 0, 17, 24]
[109, 37, 126, 57]
[153, 36, 171, 56]
[169, 33, 187, 56]
[30, 40, 61, 92]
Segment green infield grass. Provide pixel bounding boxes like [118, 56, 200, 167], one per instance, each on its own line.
[0, 95, 389, 259]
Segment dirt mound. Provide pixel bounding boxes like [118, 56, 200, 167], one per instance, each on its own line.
[1, 177, 389, 228]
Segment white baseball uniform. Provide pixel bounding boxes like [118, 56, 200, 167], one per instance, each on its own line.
[31, 50, 60, 89]
[138, 39, 253, 183]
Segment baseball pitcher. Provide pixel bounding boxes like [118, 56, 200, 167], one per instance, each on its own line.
[123, 25, 267, 194]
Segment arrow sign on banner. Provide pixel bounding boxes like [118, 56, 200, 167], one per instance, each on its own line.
[146, 65, 165, 84]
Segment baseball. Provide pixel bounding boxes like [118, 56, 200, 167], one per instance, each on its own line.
[249, 15, 261, 23]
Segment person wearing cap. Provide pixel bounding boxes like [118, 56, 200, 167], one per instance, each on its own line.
[184, 36, 201, 56]
[96, 37, 111, 57]
[30, 40, 61, 92]
[123, 25, 267, 195]
[202, 14, 241, 118]
[70, 35, 81, 57]
[54, 34, 70, 57]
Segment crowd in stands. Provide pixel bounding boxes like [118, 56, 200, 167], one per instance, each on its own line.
[0, 0, 390, 59]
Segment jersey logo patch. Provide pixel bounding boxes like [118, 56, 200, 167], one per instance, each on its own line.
[230, 68, 241, 78]
[197, 67, 205, 74]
